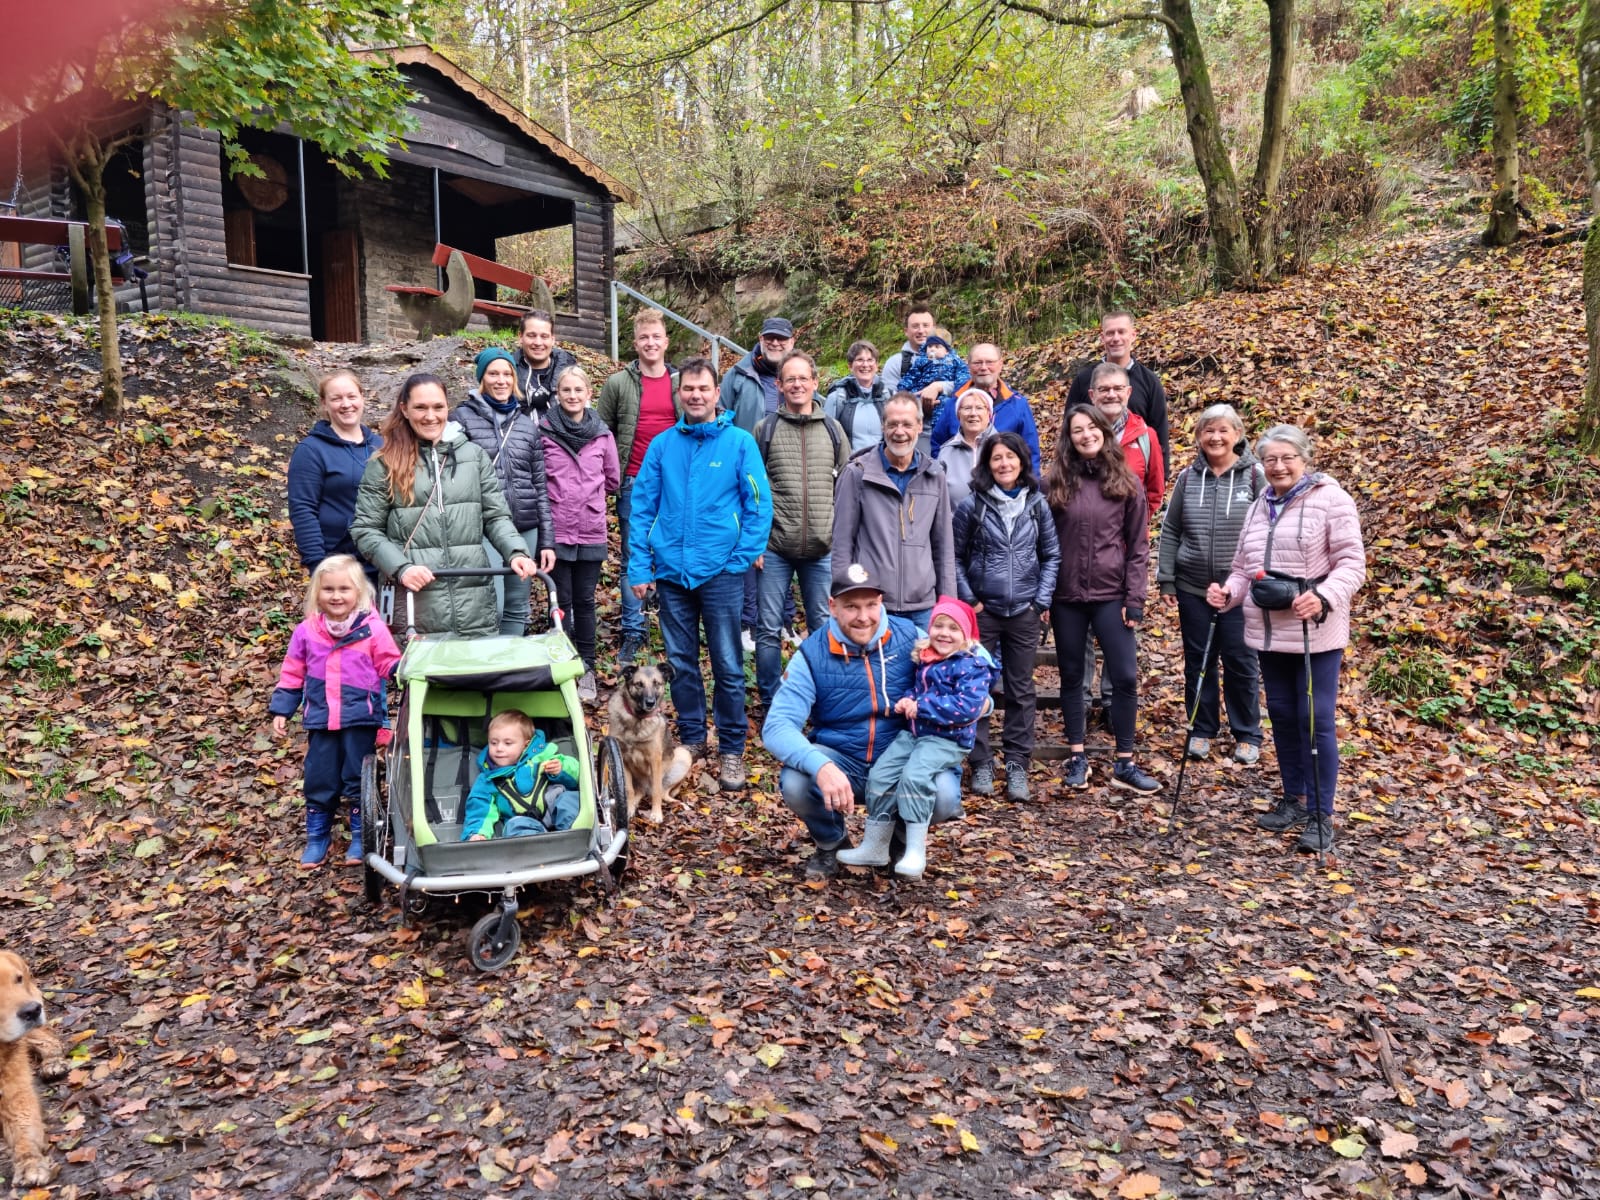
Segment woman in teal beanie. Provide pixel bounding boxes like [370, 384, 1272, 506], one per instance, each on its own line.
[452, 347, 556, 633]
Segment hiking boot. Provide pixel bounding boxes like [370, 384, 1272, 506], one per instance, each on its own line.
[970, 762, 995, 796]
[1233, 742, 1261, 766]
[1064, 752, 1090, 790]
[680, 741, 711, 764]
[806, 840, 848, 879]
[1297, 811, 1335, 853]
[1111, 759, 1161, 794]
[1005, 760, 1031, 802]
[577, 672, 598, 703]
[618, 634, 644, 666]
[1258, 795, 1309, 832]
[1186, 737, 1212, 759]
[717, 753, 746, 791]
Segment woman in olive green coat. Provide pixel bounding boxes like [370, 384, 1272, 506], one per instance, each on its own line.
[352, 374, 537, 639]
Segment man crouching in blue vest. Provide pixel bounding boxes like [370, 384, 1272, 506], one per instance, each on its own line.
[762, 563, 965, 879]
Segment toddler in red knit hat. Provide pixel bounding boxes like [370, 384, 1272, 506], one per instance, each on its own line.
[838, 596, 996, 879]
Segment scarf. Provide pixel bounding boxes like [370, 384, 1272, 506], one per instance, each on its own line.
[542, 404, 608, 460]
[1265, 473, 1317, 524]
[987, 485, 1029, 534]
[322, 611, 359, 639]
[754, 354, 780, 378]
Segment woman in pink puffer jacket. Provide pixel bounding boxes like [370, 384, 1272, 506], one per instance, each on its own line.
[1207, 425, 1366, 854]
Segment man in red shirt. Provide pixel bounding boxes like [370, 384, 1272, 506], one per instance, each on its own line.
[597, 308, 680, 665]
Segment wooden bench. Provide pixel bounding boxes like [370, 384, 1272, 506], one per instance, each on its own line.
[385, 242, 554, 336]
[0, 215, 146, 315]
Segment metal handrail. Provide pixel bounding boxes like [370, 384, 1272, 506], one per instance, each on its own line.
[609, 279, 747, 365]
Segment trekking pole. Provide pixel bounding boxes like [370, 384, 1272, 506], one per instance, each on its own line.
[1303, 616, 1328, 864]
[1165, 609, 1220, 834]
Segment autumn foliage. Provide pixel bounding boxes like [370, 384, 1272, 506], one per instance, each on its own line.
[0, 217, 1596, 1196]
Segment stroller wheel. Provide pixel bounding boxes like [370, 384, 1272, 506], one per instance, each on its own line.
[467, 909, 521, 972]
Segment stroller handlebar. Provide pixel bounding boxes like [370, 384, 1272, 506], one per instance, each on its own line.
[400, 568, 566, 640]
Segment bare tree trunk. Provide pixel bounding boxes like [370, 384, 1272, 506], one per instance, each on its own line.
[1247, 0, 1297, 277]
[1162, 0, 1251, 287]
[558, 31, 573, 144]
[1579, 0, 1600, 452]
[517, 0, 532, 113]
[1483, 0, 1521, 246]
[851, 2, 865, 93]
[63, 138, 124, 418]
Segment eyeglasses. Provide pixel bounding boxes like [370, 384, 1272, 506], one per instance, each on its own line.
[1092, 385, 1130, 395]
[1260, 454, 1303, 467]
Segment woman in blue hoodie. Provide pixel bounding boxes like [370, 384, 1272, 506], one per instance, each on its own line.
[287, 371, 382, 582]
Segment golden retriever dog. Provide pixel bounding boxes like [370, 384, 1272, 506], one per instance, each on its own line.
[0, 951, 66, 1187]
[607, 662, 692, 825]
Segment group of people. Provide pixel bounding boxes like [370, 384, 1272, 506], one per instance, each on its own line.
[271, 301, 1367, 877]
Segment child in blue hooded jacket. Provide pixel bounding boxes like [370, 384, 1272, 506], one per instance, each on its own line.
[838, 595, 995, 880]
[461, 711, 581, 840]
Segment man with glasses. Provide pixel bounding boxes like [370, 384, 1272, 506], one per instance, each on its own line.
[1067, 309, 1171, 470]
[928, 342, 1041, 473]
[723, 316, 797, 432]
[831, 394, 955, 629]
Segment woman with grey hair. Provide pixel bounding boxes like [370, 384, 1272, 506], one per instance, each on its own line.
[1208, 424, 1366, 853]
[1158, 403, 1267, 764]
[937, 387, 995, 507]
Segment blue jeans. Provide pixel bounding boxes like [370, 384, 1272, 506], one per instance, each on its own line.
[865, 730, 967, 823]
[616, 476, 645, 638]
[779, 744, 962, 849]
[484, 528, 540, 635]
[756, 551, 832, 705]
[1259, 648, 1342, 814]
[891, 607, 932, 632]
[656, 573, 747, 755]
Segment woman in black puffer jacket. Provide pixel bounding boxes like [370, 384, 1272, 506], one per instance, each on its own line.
[452, 348, 556, 634]
[953, 431, 1060, 801]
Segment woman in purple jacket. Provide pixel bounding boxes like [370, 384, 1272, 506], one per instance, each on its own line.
[540, 366, 621, 702]
[1046, 404, 1160, 795]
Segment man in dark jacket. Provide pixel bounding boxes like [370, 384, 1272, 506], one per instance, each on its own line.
[762, 569, 963, 879]
[754, 351, 849, 707]
[1066, 310, 1171, 470]
[831, 395, 956, 629]
[513, 310, 578, 418]
[723, 317, 795, 433]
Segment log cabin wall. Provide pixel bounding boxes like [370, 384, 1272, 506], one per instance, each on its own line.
[168, 118, 310, 338]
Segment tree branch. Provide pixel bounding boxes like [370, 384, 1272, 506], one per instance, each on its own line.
[995, 0, 1172, 33]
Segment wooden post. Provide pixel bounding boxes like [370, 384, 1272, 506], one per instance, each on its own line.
[68, 221, 88, 315]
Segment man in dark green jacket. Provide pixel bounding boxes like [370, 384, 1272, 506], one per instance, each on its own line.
[754, 351, 848, 706]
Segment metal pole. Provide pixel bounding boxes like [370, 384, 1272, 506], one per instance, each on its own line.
[296, 138, 308, 276]
[609, 279, 747, 359]
[609, 279, 618, 362]
[432, 168, 443, 291]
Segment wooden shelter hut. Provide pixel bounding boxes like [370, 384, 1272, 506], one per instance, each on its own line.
[0, 46, 634, 345]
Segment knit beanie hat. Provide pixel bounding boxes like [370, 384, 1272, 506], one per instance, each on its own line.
[929, 595, 979, 643]
[922, 334, 952, 353]
[474, 347, 516, 384]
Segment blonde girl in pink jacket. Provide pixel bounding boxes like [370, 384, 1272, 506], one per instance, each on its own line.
[1207, 425, 1366, 853]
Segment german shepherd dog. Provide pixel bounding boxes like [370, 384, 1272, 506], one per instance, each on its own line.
[0, 951, 67, 1187]
[607, 662, 693, 824]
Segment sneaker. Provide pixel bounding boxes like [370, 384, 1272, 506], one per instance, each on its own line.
[1005, 761, 1031, 802]
[970, 762, 994, 796]
[577, 672, 597, 703]
[1064, 752, 1090, 789]
[717, 753, 746, 791]
[1186, 737, 1212, 759]
[1233, 742, 1261, 766]
[782, 625, 802, 648]
[618, 634, 643, 666]
[805, 840, 848, 879]
[1258, 795, 1309, 832]
[1297, 811, 1335, 853]
[741, 628, 756, 654]
[1111, 758, 1161, 794]
[680, 741, 711, 764]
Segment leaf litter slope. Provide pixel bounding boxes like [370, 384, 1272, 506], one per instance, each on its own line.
[0, 223, 1596, 1199]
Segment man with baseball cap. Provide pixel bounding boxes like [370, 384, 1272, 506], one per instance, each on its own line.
[762, 564, 963, 879]
[723, 316, 798, 432]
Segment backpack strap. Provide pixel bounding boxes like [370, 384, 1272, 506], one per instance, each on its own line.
[899, 347, 914, 380]
[759, 411, 845, 477]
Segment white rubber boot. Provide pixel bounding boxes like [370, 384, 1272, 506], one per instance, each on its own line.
[894, 822, 930, 879]
[836, 819, 895, 867]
